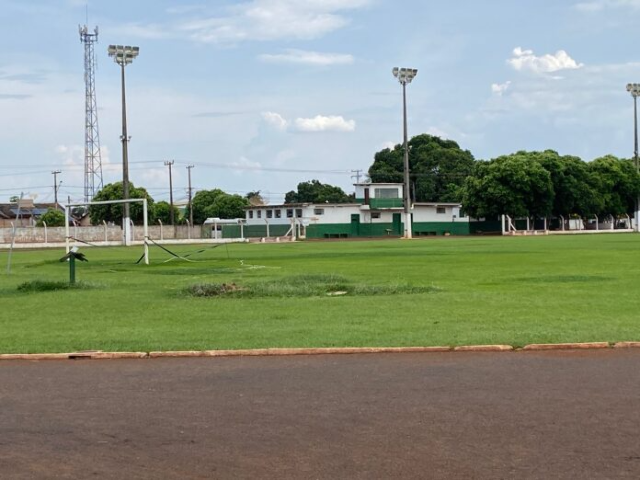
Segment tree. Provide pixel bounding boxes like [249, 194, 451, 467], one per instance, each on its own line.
[462, 154, 554, 219]
[88, 182, 155, 225]
[368, 134, 475, 203]
[285, 180, 353, 204]
[588, 155, 640, 217]
[190, 189, 225, 224]
[36, 208, 65, 227]
[246, 191, 266, 206]
[203, 194, 250, 219]
[152, 201, 180, 225]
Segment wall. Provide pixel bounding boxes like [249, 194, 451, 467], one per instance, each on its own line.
[0, 225, 204, 244]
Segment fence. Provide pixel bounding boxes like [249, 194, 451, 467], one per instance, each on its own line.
[0, 224, 204, 244]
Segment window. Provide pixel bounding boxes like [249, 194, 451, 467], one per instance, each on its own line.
[314, 208, 325, 215]
[436, 207, 446, 214]
[286, 209, 293, 218]
[295, 209, 303, 218]
[371, 212, 381, 219]
[374, 188, 399, 199]
[248, 211, 254, 219]
[275, 209, 282, 218]
[257, 210, 262, 219]
[266, 210, 273, 218]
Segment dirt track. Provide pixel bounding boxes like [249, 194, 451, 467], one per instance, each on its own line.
[1, 350, 639, 479]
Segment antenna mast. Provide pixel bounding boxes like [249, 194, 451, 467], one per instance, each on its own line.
[79, 24, 104, 202]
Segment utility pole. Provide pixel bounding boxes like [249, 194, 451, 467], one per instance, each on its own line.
[52, 170, 62, 208]
[165, 160, 175, 225]
[351, 169, 363, 184]
[187, 165, 194, 227]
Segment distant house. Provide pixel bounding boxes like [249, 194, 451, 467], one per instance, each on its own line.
[220, 183, 471, 239]
[0, 201, 62, 227]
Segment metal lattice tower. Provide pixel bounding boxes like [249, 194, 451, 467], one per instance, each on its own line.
[79, 25, 103, 202]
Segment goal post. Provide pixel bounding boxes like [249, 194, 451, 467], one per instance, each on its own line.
[64, 198, 149, 265]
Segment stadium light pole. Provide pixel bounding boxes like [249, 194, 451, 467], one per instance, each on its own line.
[392, 67, 418, 239]
[108, 44, 139, 245]
[627, 83, 640, 231]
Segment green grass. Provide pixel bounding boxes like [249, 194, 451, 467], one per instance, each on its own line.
[1, 234, 640, 353]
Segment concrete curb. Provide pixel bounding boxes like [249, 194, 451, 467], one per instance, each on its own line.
[454, 345, 514, 352]
[613, 342, 640, 349]
[522, 342, 610, 351]
[2, 342, 640, 362]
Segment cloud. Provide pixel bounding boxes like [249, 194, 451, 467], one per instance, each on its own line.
[575, 0, 640, 11]
[380, 141, 396, 150]
[258, 49, 354, 66]
[294, 115, 356, 132]
[115, 0, 370, 45]
[262, 111, 289, 131]
[508, 47, 584, 74]
[262, 111, 356, 132]
[0, 93, 31, 100]
[491, 81, 512, 96]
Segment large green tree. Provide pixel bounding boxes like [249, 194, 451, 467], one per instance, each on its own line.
[526, 150, 601, 217]
[368, 134, 475, 203]
[190, 189, 225, 224]
[89, 182, 154, 225]
[284, 180, 353, 204]
[204, 194, 250, 219]
[588, 155, 640, 217]
[463, 154, 554, 219]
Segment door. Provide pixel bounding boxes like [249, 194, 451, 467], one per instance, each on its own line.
[392, 213, 402, 235]
[350, 214, 360, 236]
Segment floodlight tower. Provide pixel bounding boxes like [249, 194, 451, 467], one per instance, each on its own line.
[392, 67, 418, 239]
[79, 25, 104, 202]
[108, 44, 139, 245]
[626, 83, 640, 231]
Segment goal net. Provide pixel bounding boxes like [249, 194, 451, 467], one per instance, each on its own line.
[64, 198, 150, 265]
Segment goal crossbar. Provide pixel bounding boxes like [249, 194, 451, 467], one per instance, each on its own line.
[64, 198, 149, 265]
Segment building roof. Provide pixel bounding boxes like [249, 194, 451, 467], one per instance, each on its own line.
[413, 202, 462, 207]
[245, 203, 361, 209]
[353, 182, 403, 187]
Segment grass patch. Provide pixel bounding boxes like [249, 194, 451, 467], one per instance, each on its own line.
[17, 280, 99, 293]
[184, 274, 435, 298]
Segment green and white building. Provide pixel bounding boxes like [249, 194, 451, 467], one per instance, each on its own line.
[221, 183, 470, 239]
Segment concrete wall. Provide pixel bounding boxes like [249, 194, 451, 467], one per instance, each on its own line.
[0, 225, 204, 244]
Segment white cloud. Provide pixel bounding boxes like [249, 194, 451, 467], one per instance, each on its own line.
[491, 81, 512, 96]
[294, 115, 356, 132]
[262, 111, 289, 131]
[575, 0, 640, 11]
[262, 112, 356, 132]
[116, 0, 371, 45]
[258, 49, 354, 66]
[508, 47, 584, 74]
[380, 141, 396, 150]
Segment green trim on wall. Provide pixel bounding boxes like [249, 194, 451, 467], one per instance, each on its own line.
[355, 198, 404, 209]
[221, 224, 291, 239]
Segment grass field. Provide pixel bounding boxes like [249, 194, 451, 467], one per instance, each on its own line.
[1, 234, 640, 354]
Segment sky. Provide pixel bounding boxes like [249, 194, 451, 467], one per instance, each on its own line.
[1, 0, 640, 206]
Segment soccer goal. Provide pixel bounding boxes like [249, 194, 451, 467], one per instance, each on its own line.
[64, 198, 149, 265]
